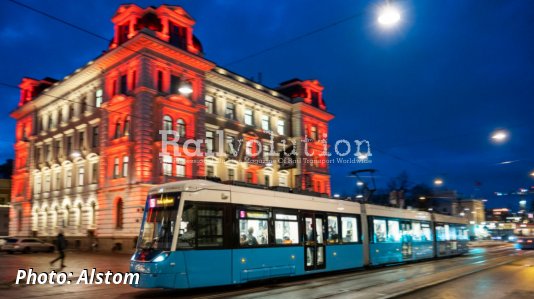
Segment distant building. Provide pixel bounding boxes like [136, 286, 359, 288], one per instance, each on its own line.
[0, 179, 11, 236]
[457, 199, 486, 239]
[429, 190, 459, 215]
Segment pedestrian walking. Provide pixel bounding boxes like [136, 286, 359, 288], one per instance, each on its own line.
[50, 229, 67, 268]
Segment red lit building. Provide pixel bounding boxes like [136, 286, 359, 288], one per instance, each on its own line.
[10, 4, 333, 250]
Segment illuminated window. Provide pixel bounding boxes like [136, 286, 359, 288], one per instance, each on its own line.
[228, 168, 235, 181]
[95, 89, 103, 107]
[123, 116, 130, 136]
[114, 119, 122, 139]
[122, 156, 129, 177]
[177, 118, 186, 137]
[422, 223, 432, 241]
[277, 119, 285, 135]
[225, 135, 235, 155]
[205, 95, 214, 114]
[78, 167, 84, 186]
[113, 158, 120, 178]
[225, 102, 235, 120]
[54, 171, 61, 191]
[239, 210, 269, 246]
[244, 108, 254, 126]
[327, 216, 339, 244]
[206, 130, 214, 153]
[206, 165, 214, 177]
[176, 157, 186, 177]
[261, 115, 270, 131]
[162, 155, 172, 176]
[341, 217, 358, 242]
[162, 115, 173, 131]
[311, 126, 318, 140]
[44, 174, 51, 192]
[65, 169, 72, 188]
[274, 213, 299, 245]
[373, 219, 387, 243]
[412, 222, 423, 242]
[34, 176, 42, 194]
[387, 220, 401, 242]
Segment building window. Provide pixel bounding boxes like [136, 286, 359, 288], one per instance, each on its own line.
[177, 118, 186, 137]
[45, 144, 52, 161]
[17, 209, 22, 232]
[44, 174, 51, 192]
[55, 140, 61, 159]
[228, 168, 235, 181]
[55, 172, 61, 191]
[205, 95, 214, 114]
[176, 157, 186, 177]
[91, 202, 97, 226]
[92, 126, 99, 148]
[124, 116, 130, 136]
[120, 74, 128, 94]
[163, 115, 173, 131]
[111, 79, 117, 96]
[263, 144, 270, 160]
[34, 177, 42, 194]
[162, 155, 172, 176]
[225, 135, 235, 155]
[206, 130, 214, 153]
[114, 119, 122, 139]
[277, 120, 285, 135]
[246, 141, 254, 157]
[225, 102, 235, 120]
[311, 126, 318, 140]
[122, 156, 129, 177]
[113, 157, 120, 178]
[246, 172, 253, 183]
[131, 70, 137, 90]
[66, 136, 72, 156]
[65, 169, 72, 188]
[78, 167, 84, 186]
[95, 89, 103, 107]
[92, 162, 98, 184]
[78, 131, 85, 150]
[116, 198, 123, 229]
[264, 175, 270, 186]
[57, 109, 63, 125]
[170, 75, 181, 94]
[261, 115, 270, 131]
[80, 97, 87, 115]
[244, 108, 254, 126]
[279, 176, 287, 187]
[77, 203, 83, 228]
[206, 165, 214, 177]
[157, 70, 164, 92]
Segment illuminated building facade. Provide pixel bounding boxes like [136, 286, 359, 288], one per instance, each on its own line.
[9, 4, 333, 250]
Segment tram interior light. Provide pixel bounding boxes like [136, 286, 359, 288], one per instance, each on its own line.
[152, 252, 169, 262]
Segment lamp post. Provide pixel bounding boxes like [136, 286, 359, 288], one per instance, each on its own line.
[377, 1, 401, 28]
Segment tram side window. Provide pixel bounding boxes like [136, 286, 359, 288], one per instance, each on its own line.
[327, 215, 340, 244]
[274, 213, 299, 245]
[197, 207, 224, 247]
[449, 225, 458, 241]
[435, 224, 446, 241]
[458, 225, 469, 240]
[421, 222, 432, 241]
[341, 216, 358, 243]
[177, 204, 196, 248]
[373, 219, 387, 243]
[387, 220, 401, 242]
[239, 210, 269, 246]
[412, 221, 422, 242]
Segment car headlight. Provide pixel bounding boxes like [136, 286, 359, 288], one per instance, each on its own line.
[152, 252, 169, 263]
[14, 245, 20, 249]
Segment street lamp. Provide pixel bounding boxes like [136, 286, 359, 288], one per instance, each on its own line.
[71, 151, 81, 159]
[178, 81, 193, 96]
[491, 129, 508, 143]
[434, 178, 443, 186]
[530, 171, 534, 177]
[377, 2, 401, 27]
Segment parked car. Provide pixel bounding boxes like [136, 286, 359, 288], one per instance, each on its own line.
[1, 237, 55, 254]
[516, 237, 534, 250]
[0, 236, 9, 247]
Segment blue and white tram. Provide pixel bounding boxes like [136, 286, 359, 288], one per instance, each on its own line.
[130, 180, 468, 289]
[433, 214, 470, 257]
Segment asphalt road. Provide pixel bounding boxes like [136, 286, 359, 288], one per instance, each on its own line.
[0, 243, 531, 299]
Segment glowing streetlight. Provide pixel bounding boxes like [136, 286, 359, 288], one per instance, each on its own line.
[491, 130, 508, 143]
[178, 81, 193, 95]
[357, 181, 365, 187]
[71, 151, 81, 159]
[434, 178, 443, 186]
[530, 171, 534, 177]
[377, 4, 401, 27]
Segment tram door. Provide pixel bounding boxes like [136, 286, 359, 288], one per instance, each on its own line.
[303, 213, 326, 271]
[401, 221, 413, 259]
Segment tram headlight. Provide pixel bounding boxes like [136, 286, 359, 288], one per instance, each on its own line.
[152, 252, 170, 263]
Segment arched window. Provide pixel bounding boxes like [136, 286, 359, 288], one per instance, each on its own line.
[123, 116, 130, 136]
[114, 118, 122, 139]
[163, 115, 173, 131]
[116, 198, 123, 229]
[122, 156, 129, 177]
[57, 109, 63, 125]
[177, 118, 186, 137]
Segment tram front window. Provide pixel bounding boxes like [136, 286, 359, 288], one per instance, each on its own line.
[138, 193, 180, 251]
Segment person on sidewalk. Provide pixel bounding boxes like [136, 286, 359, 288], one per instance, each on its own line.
[50, 229, 67, 268]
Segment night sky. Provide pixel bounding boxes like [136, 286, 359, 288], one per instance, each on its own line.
[1, 0, 533, 209]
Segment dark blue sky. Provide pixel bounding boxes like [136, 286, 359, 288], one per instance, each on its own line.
[1, 0, 533, 209]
